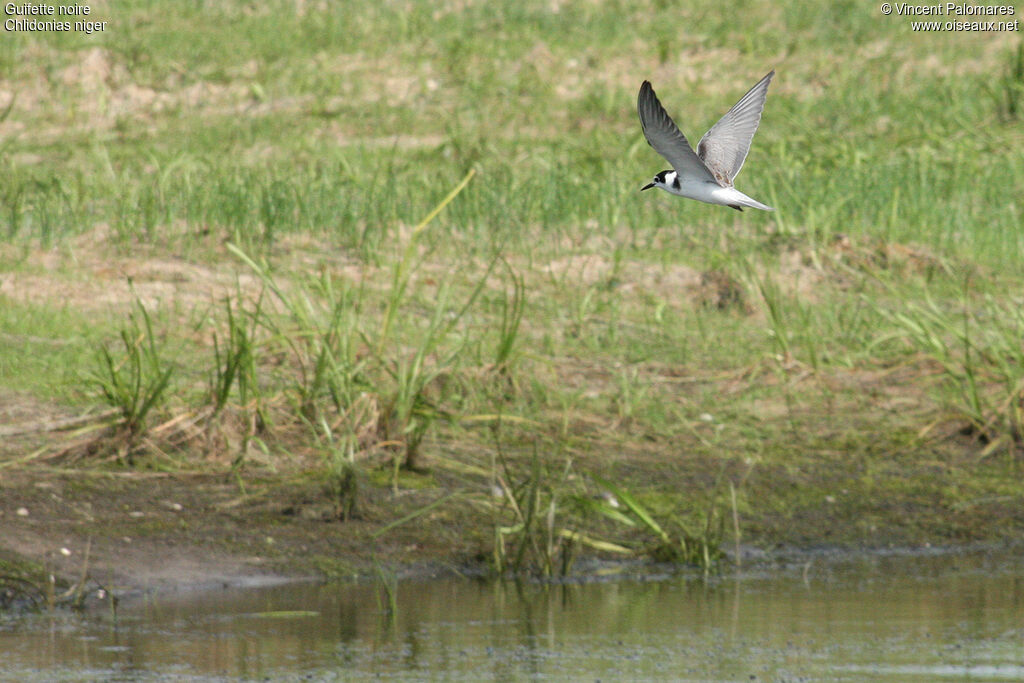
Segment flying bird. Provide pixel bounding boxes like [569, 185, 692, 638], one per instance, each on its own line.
[637, 71, 774, 211]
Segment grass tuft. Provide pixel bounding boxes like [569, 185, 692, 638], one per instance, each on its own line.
[91, 301, 174, 464]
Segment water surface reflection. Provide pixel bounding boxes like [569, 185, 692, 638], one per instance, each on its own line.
[2, 550, 1022, 680]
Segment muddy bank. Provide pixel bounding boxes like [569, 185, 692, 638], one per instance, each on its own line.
[2, 462, 1022, 604]
[0, 467, 499, 603]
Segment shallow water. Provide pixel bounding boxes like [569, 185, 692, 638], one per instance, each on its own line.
[2, 550, 1023, 681]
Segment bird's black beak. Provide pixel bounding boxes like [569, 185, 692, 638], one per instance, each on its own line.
[640, 182, 655, 191]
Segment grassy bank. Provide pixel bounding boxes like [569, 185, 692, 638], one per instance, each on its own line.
[2, 1, 1023, 580]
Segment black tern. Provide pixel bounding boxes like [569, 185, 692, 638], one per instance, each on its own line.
[638, 71, 775, 211]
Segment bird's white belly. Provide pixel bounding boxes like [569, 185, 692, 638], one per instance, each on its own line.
[670, 180, 745, 207]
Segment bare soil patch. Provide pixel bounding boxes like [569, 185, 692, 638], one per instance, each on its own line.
[0, 464, 481, 597]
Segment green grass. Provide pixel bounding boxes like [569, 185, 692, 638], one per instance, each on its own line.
[0, 297, 106, 402]
[1, 1, 1023, 574]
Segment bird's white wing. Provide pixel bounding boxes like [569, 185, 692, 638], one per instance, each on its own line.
[637, 81, 715, 184]
[697, 70, 774, 186]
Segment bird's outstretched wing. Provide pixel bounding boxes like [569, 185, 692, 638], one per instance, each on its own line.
[637, 80, 715, 184]
[696, 70, 774, 186]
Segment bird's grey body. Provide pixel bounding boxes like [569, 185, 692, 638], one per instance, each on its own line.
[638, 71, 774, 211]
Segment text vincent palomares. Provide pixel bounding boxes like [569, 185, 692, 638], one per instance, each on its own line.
[890, 2, 1016, 15]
